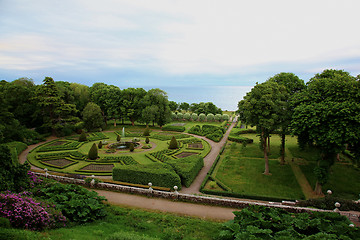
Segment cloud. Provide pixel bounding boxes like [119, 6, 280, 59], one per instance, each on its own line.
[0, 0, 359, 84]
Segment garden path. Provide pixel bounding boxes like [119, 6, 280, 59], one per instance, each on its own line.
[180, 120, 236, 194]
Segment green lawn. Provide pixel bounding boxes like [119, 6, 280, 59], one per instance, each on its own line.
[2, 205, 223, 240]
[213, 142, 304, 200]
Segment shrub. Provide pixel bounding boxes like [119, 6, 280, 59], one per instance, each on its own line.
[88, 143, 98, 160]
[199, 113, 206, 122]
[129, 143, 134, 152]
[34, 182, 106, 223]
[143, 126, 150, 136]
[228, 135, 253, 144]
[145, 137, 150, 144]
[166, 155, 204, 187]
[0, 217, 11, 228]
[117, 134, 121, 142]
[221, 114, 230, 121]
[206, 113, 214, 121]
[219, 205, 359, 239]
[297, 195, 360, 211]
[183, 113, 191, 121]
[112, 163, 181, 189]
[79, 131, 87, 142]
[168, 136, 178, 149]
[0, 192, 66, 230]
[162, 125, 185, 132]
[191, 113, 198, 121]
[98, 141, 103, 149]
[177, 112, 183, 120]
[215, 114, 222, 121]
[171, 112, 177, 121]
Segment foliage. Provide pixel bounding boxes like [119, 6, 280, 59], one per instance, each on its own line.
[141, 88, 171, 127]
[168, 136, 178, 149]
[199, 113, 206, 121]
[238, 81, 288, 174]
[82, 102, 104, 131]
[88, 143, 98, 160]
[121, 88, 147, 125]
[188, 124, 224, 142]
[151, 133, 190, 141]
[228, 135, 253, 144]
[145, 137, 150, 144]
[161, 125, 185, 132]
[79, 131, 87, 142]
[0, 145, 30, 192]
[297, 195, 360, 211]
[129, 142, 134, 152]
[38, 140, 83, 152]
[219, 205, 359, 240]
[34, 182, 107, 223]
[183, 113, 190, 121]
[221, 114, 230, 121]
[166, 155, 204, 187]
[0, 191, 66, 231]
[112, 163, 181, 189]
[176, 112, 183, 120]
[98, 141, 103, 149]
[206, 113, 215, 121]
[191, 113, 198, 121]
[143, 126, 150, 136]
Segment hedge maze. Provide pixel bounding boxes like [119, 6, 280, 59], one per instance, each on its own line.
[27, 131, 210, 188]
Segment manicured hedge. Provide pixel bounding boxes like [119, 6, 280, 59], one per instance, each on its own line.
[151, 133, 190, 141]
[166, 155, 204, 187]
[100, 156, 137, 165]
[37, 140, 83, 152]
[112, 163, 182, 190]
[188, 125, 224, 142]
[162, 125, 185, 132]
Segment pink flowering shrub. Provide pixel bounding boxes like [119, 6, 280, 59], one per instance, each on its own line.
[27, 171, 43, 188]
[0, 191, 66, 231]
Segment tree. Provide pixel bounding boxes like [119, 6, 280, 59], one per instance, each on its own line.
[206, 113, 215, 122]
[34, 77, 79, 135]
[79, 131, 87, 142]
[145, 136, 150, 144]
[129, 142, 135, 152]
[177, 112, 183, 120]
[70, 83, 90, 112]
[222, 114, 230, 121]
[199, 113, 206, 121]
[291, 69, 360, 194]
[191, 113, 198, 121]
[122, 88, 147, 125]
[88, 143, 98, 160]
[179, 102, 190, 111]
[169, 101, 178, 112]
[98, 141, 103, 149]
[238, 81, 288, 175]
[171, 112, 177, 121]
[143, 126, 150, 136]
[141, 88, 171, 127]
[268, 73, 305, 164]
[82, 102, 104, 131]
[168, 136, 178, 149]
[215, 114, 222, 122]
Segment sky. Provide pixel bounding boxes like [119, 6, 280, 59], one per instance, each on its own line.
[1, 0, 360, 109]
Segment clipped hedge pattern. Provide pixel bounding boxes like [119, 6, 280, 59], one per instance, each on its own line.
[38, 140, 83, 152]
[166, 155, 204, 187]
[188, 125, 224, 142]
[162, 125, 186, 132]
[100, 156, 138, 165]
[112, 163, 181, 189]
[151, 133, 190, 141]
[228, 135, 254, 143]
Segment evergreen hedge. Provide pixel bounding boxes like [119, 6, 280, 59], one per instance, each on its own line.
[168, 136, 178, 149]
[228, 135, 253, 143]
[88, 143, 98, 160]
[112, 163, 181, 189]
[79, 131, 87, 142]
[162, 125, 185, 132]
[166, 155, 204, 187]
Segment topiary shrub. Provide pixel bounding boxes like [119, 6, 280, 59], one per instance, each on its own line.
[143, 126, 150, 136]
[199, 113, 206, 122]
[145, 137, 150, 144]
[98, 141, 103, 149]
[116, 134, 121, 142]
[168, 136, 178, 149]
[88, 143, 98, 160]
[79, 131, 87, 142]
[129, 142, 134, 152]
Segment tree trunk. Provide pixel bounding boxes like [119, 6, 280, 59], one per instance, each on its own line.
[336, 153, 340, 161]
[262, 132, 270, 175]
[113, 119, 117, 127]
[267, 136, 271, 153]
[315, 181, 322, 195]
[280, 134, 285, 165]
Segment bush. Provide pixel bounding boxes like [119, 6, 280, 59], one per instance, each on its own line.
[112, 163, 181, 189]
[0, 192, 66, 230]
[34, 182, 107, 223]
[228, 135, 253, 144]
[168, 136, 178, 149]
[117, 134, 121, 142]
[191, 113, 198, 121]
[199, 113, 206, 122]
[177, 112, 183, 120]
[98, 141, 103, 149]
[88, 143, 98, 160]
[79, 131, 87, 142]
[145, 137, 150, 144]
[206, 113, 215, 121]
[162, 125, 185, 132]
[297, 195, 360, 211]
[215, 114, 222, 121]
[183, 113, 190, 121]
[0, 217, 11, 228]
[166, 155, 204, 187]
[129, 142, 134, 152]
[219, 205, 359, 239]
[143, 127, 150, 137]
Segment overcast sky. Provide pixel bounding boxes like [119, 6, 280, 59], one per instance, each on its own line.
[1, 0, 359, 87]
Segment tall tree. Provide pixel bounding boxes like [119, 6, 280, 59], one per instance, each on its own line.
[268, 73, 305, 164]
[238, 81, 288, 175]
[142, 88, 171, 127]
[82, 102, 104, 131]
[291, 69, 360, 194]
[121, 88, 146, 125]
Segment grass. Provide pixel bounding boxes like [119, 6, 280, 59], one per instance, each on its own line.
[323, 163, 360, 200]
[213, 142, 304, 200]
[1, 205, 224, 240]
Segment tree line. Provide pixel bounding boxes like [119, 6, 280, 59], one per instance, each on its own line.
[0, 77, 223, 143]
[238, 69, 360, 195]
